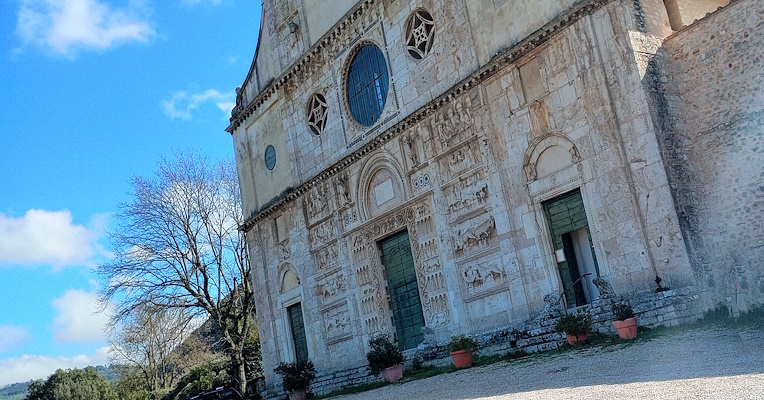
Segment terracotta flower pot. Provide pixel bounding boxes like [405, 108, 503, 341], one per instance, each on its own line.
[565, 333, 589, 345]
[450, 350, 474, 369]
[289, 390, 307, 400]
[612, 317, 638, 339]
[380, 364, 403, 382]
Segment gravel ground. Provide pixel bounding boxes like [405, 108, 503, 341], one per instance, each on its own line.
[328, 326, 764, 400]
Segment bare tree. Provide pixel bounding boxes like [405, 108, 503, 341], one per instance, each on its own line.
[110, 305, 197, 397]
[100, 153, 255, 395]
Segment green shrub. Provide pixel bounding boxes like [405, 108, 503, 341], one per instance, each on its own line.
[365, 335, 403, 374]
[274, 361, 316, 393]
[444, 334, 478, 353]
[610, 297, 635, 321]
[555, 309, 592, 336]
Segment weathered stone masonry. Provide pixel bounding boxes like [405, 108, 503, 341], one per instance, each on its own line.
[226, 0, 761, 395]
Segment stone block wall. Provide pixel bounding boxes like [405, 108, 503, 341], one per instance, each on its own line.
[645, 0, 764, 312]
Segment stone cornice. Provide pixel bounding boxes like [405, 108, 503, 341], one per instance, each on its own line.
[239, 0, 612, 232]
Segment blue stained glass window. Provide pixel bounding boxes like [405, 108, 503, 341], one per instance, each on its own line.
[346, 45, 389, 126]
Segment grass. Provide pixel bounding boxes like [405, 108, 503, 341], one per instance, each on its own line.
[316, 305, 764, 398]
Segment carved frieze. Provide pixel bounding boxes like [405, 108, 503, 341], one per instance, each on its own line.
[322, 302, 352, 343]
[438, 140, 482, 183]
[442, 168, 490, 219]
[312, 244, 338, 271]
[427, 93, 479, 155]
[305, 183, 329, 225]
[462, 261, 508, 296]
[278, 239, 291, 261]
[453, 213, 497, 258]
[316, 270, 346, 306]
[309, 219, 336, 250]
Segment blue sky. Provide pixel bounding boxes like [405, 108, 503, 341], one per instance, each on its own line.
[0, 0, 260, 386]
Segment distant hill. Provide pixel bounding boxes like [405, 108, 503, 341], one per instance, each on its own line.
[0, 381, 28, 400]
[0, 364, 121, 400]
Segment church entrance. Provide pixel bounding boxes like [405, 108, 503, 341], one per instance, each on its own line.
[380, 230, 425, 350]
[543, 189, 600, 308]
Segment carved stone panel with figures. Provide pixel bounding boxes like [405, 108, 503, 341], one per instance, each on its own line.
[309, 219, 336, 250]
[442, 168, 490, 220]
[426, 90, 481, 156]
[461, 260, 508, 296]
[452, 212, 497, 258]
[312, 244, 338, 271]
[316, 270, 346, 306]
[438, 140, 483, 183]
[305, 182, 330, 226]
[322, 302, 353, 344]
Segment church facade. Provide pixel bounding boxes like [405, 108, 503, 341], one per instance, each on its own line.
[227, 0, 763, 394]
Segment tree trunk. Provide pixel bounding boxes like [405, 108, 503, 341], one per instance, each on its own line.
[233, 352, 248, 396]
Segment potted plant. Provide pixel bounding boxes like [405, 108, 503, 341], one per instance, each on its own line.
[611, 297, 638, 339]
[274, 360, 316, 400]
[555, 308, 592, 345]
[445, 334, 479, 368]
[366, 334, 404, 382]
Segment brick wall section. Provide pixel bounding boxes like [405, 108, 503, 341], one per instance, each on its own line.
[648, 0, 764, 312]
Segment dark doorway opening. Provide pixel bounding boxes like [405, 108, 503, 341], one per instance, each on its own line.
[543, 189, 600, 307]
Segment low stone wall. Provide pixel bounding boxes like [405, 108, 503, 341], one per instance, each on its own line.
[418, 286, 703, 366]
[263, 366, 377, 399]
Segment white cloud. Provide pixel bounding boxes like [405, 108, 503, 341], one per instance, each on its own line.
[15, 0, 153, 56]
[0, 346, 111, 386]
[161, 88, 234, 120]
[51, 289, 113, 343]
[0, 325, 31, 353]
[0, 209, 109, 268]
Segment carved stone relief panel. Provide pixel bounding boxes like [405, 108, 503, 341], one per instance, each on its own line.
[414, 203, 435, 237]
[312, 244, 338, 271]
[278, 238, 291, 261]
[315, 270, 346, 306]
[335, 173, 352, 209]
[438, 140, 483, 184]
[322, 301, 352, 344]
[461, 259, 508, 298]
[305, 182, 331, 226]
[441, 168, 489, 221]
[425, 90, 482, 156]
[309, 219, 336, 250]
[400, 132, 423, 171]
[452, 212, 497, 259]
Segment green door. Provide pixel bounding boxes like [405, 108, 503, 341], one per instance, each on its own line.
[380, 231, 425, 350]
[287, 303, 309, 363]
[543, 189, 600, 307]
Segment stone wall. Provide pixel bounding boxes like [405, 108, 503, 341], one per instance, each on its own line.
[417, 286, 703, 366]
[645, 0, 764, 313]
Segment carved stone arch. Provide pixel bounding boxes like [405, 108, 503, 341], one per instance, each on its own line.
[278, 262, 301, 294]
[522, 133, 581, 183]
[356, 150, 409, 222]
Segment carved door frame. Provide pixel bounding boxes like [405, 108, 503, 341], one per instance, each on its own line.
[348, 194, 447, 349]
